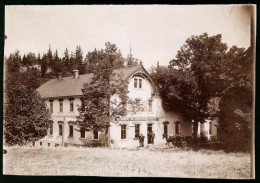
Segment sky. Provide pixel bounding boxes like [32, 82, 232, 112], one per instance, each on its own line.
[5, 5, 252, 70]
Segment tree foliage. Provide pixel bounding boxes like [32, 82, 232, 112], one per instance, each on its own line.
[6, 50, 21, 73]
[218, 46, 253, 151]
[76, 42, 128, 143]
[165, 33, 228, 138]
[151, 33, 254, 151]
[125, 53, 141, 67]
[4, 69, 51, 145]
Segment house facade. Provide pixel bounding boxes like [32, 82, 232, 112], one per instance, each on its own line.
[36, 66, 217, 148]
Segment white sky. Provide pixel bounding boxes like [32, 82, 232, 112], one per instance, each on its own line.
[5, 5, 252, 70]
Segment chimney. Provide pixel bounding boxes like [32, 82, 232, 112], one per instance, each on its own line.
[73, 69, 79, 78]
[57, 73, 62, 80]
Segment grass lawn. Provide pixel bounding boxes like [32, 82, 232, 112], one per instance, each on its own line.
[3, 146, 252, 178]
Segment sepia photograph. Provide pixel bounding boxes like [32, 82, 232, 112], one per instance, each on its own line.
[3, 5, 255, 179]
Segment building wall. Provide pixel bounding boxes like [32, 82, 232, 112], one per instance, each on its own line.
[110, 75, 192, 148]
[36, 71, 216, 149]
[35, 97, 106, 147]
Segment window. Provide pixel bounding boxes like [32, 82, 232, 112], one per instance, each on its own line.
[93, 130, 98, 140]
[135, 124, 140, 138]
[69, 125, 73, 137]
[59, 99, 63, 112]
[121, 125, 126, 139]
[49, 122, 53, 135]
[134, 78, 138, 88]
[148, 100, 152, 112]
[80, 128, 85, 138]
[59, 124, 63, 136]
[134, 78, 142, 89]
[164, 124, 168, 136]
[69, 99, 74, 112]
[175, 122, 180, 135]
[40, 142, 42, 146]
[139, 79, 142, 88]
[48, 143, 50, 147]
[209, 122, 212, 135]
[80, 98, 85, 112]
[49, 100, 53, 112]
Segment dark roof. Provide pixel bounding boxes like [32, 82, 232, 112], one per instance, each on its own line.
[37, 66, 146, 99]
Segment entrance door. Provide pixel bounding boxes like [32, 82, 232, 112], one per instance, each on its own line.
[147, 124, 153, 144]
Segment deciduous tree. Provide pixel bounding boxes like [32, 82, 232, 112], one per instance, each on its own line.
[4, 69, 51, 145]
[77, 42, 128, 146]
[165, 33, 228, 139]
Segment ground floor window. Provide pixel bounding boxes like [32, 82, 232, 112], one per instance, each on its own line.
[147, 124, 153, 144]
[175, 121, 180, 135]
[49, 121, 53, 135]
[209, 121, 212, 135]
[50, 123, 53, 135]
[69, 125, 73, 137]
[59, 124, 63, 136]
[121, 125, 126, 139]
[164, 124, 168, 136]
[93, 130, 98, 140]
[80, 128, 85, 138]
[135, 124, 140, 138]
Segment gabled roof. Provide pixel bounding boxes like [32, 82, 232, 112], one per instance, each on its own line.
[37, 65, 159, 99]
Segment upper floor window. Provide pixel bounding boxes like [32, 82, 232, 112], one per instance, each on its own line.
[49, 100, 53, 112]
[121, 125, 127, 139]
[69, 98, 74, 112]
[80, 97, 85, 112]
[59, 99, 63, 112]
[148, 100, 152, 112]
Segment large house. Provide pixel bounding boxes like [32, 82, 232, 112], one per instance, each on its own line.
[36, 65, 217, 148]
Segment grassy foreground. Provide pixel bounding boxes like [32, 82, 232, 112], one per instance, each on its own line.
[3, 146, 252, 178]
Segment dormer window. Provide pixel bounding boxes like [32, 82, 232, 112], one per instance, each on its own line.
[139, 79, 142, 88]
[134, 78, 138, 88]
[134, 78, 142, 89]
